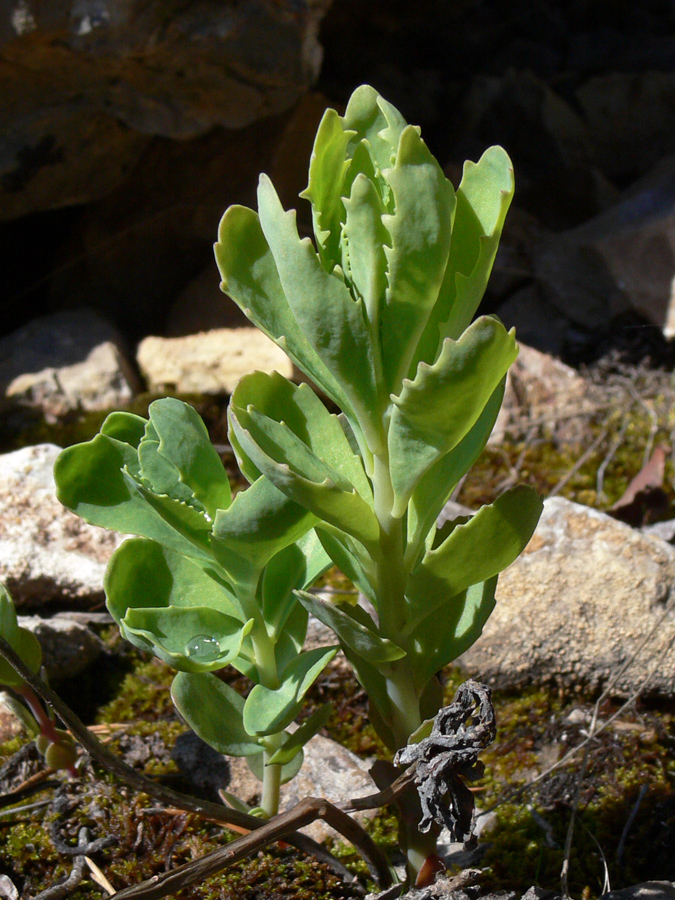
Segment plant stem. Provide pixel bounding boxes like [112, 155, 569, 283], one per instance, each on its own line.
[260, 737, 284, 819]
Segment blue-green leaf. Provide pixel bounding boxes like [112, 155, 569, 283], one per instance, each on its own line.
[247, 745, 304, 785]
[295, 590, 405, 664]
[380, 125, 455, 392]
[388, 316, 517, 514]
[171, 671, 262, 756]
[407, 578, 498, 689]
[405, 486, 542, 631]
[0, 583, 42, 688]
[267, 704, 333, 766]
[243, 646, 338, 736]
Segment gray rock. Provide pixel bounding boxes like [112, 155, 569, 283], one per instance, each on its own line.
[226, 733, 376, 843]
[460, 497, 675, 697]
[136, 327, 294, 395]
[642, 520, 675, 544]
[0, 0, 331, 220]
[0, 308, 139, 418]
[17, 615, 102, 681]
[0, 444, 122, 609]
[599, 884, 675, 900]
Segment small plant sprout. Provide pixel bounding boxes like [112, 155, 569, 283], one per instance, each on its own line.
[54, 399, 338, 818]
[215, 84, 543, 882]
[0, 582, 78, 775]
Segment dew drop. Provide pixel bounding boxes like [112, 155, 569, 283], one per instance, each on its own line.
[184, 634, 221, 663]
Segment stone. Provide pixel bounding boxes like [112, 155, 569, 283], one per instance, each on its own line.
[495, 286, 569, 358]
[460, 497, 675, 697]
[0, 0, 331, 220]
[0, 308, 139, 419]
[0, 444, 122, 609]
[599, 885, 675, 900]
[136, 327, 295, 396]
[577, 72, 675, 179]
[226, 733, 376, 843]
[534, 155, 675, 337]
[17, 615, 102, 682]
[490, 343, 592, 445]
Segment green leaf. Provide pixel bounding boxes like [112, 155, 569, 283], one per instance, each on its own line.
[144, 399, 232, 518]
[405, 485, 542, 631]
[299, 107, 353, 270]
[295, 590, 405, 664]
[55, 435, 212, 564]
[414, 146, 514, 368]
[261, 532, 331, 637]
[215, 203, 354, 415]
[341, 84, 408, 173]
[105, 538, 242, 625]
[1, 695, 40, 736]
[256, 175, 379, 422]
[229, 374, 378, 545]
[273, 603, 309, 675]
[315, 527, 376, 601]
[212, 475, 318, 577]
[408, 578, 498, 689]
[122, 605, 253, 673]
[243, 646, 338, 736]
[406, 377, 506, 560]
[100, 410, 147, 448]
[0, 584, 42, 688]
[267, 704, 332, 766]
[247, 745, 304, 785]
[388, 316, 517, 514]
[171, 672, 262, 756]
[380, 125, 455, 392]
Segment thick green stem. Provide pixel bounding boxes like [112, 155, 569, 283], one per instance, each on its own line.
[370, 448, 441, 885]
[260, 733, 284, 818]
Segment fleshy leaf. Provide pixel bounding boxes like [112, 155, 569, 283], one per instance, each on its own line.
[414, 146, 515, 367]
[144, 399, 232, 518]
[261, 532, 331, 638]
[215, 204, 353, 415]
[0, 583, 42, 688]
[247, 745, 304, 785]
[257, 175, 379, 422]
[171, 671, 262, 756]
[388, 316, 517, 514]
[315, 527, 376, 601]
[243, 646, 338, 736]
[380, 124, 455, 392]
[408, 578, 498, 689]
[406, 377, 506, 561]
[295, 590, 405, 664]
[267, 704, 332, 765]
[212, 475, 318, 577]
[405, 485, 542, 631]
[105, 538, 242, 625]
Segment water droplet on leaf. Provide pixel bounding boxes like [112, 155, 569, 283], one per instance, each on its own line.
[184, 634, 221, 662]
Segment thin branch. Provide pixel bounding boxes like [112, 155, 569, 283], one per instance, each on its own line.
[549, 427, 609, 497]
[0, 636, 386, 887]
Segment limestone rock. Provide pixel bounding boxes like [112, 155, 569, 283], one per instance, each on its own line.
[460, 497, 675, 697]
[226, 733, 376, 843]
[0, 444, 122, 609]
[0, 0, 331, 220]
[0, 309, 139, 418]
[137, 328, 294, 395]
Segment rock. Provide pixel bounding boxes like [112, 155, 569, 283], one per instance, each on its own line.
[0, 308, 139, 419]
[643, 520, 675, 544]
[166, 265, 251, 337]
[0, 0, 331, 220]
[458, 70, 616, 229]
[490, 343, 593, 445]
[0, 444, 122, 609]
[17, 615, 102, 682]
[599, 885, 675, 900]
[577, 72, 675, 180]
[495, 286, 569, 358]
[460, 497, 675, 697]
[534, 155, 675, 337]
[226, 733, 376, 843]
[136, 328, 294, 395]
